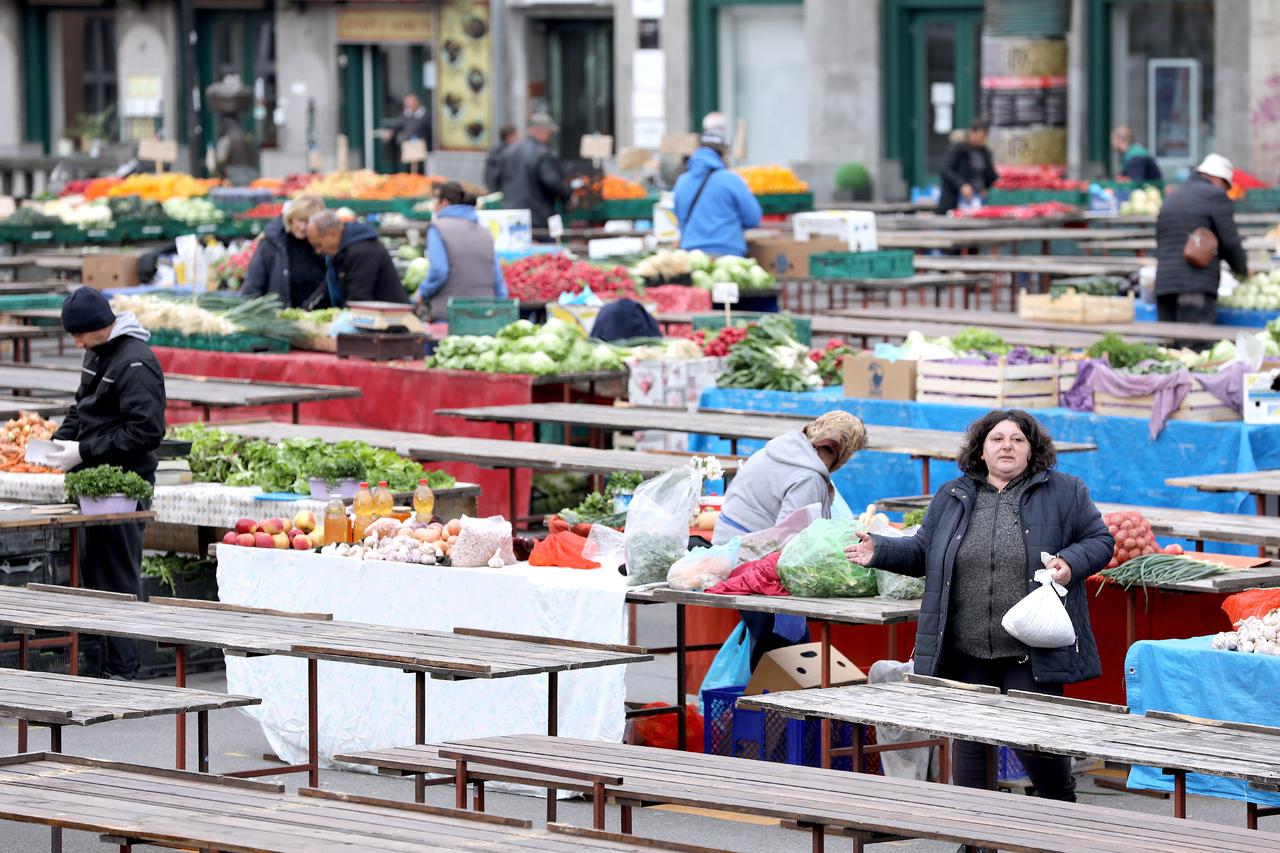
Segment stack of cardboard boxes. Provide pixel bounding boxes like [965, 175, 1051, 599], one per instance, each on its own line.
[627, 357, 724, 450]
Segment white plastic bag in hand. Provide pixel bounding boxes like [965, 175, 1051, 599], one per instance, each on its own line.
[1001, 568, 1076, 648]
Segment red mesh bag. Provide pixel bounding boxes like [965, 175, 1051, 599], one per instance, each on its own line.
[1222, 588, 1280, 627]
[632, 703, 704, 752]
[1102, 511, 1157, 569]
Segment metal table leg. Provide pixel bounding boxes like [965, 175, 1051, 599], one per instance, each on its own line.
[415, 671, 427, 803]
[676, 603, 687, 751]
[175, 644, 187, 770]
[820, 621, 832, 769]
[547, 671, 559, 822]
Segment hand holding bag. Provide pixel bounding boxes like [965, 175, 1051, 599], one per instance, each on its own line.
[1000, 561, 1077, 649]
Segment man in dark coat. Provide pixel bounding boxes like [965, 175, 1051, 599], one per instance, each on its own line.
[384, 93, 432, 170]
[495, 113, 571, 229]
[306, 210, 409, 307]
[49, 288, 166, 679]
[937, 118, 999, 215]
[483, 124, 518, 194]
[1155, 153, 1248, 336]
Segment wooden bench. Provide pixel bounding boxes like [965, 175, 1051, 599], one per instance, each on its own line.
[0, 754, 725, 853]
[338, 734, 1280, 853]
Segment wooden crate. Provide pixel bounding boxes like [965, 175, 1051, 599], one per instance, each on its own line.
[1018, 289, 1135, 324]
[916, 358, 1062, 409]
[1058, 359, 1081, 405]
[1094, 389, 1239, 422]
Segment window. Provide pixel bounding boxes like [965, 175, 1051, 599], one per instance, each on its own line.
[60, 12, 118, 140]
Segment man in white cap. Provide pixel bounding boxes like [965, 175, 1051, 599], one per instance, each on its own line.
[1154, 153, 1248, 340]
[495, 112, 570, 229]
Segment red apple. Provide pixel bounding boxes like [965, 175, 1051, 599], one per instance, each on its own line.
[291, 534, 312, 551]
[293, 510, 317, 534]
[286, 528, 305, 540]
[253, 532, 275, 548]
[272, 532, 290, 549]
[222, 531, 238, 545]
[237, 533, 257, 547]
[261, 517, 286, 536]
[235, 518, 258, 535]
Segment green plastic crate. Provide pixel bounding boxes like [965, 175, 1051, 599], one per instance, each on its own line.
[1236, 189, 1280, 213]
[756, 193, 814, 214]
[79, 225, 122, 243]
[447, 299, 520, 336]
[0, 294, 65, 311]
[573, 196, 659, 223]
[148, 329, 290, 353]
[987, 188, 1089, 206]
[692, 312, 811, 346]
[809, 250, 915, 280]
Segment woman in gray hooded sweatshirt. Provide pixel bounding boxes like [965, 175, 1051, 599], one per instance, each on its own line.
[712, 410, 867, 546]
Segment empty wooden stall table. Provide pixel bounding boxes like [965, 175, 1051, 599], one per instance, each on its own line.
[436, 402, 1096, 493]
[1168, 470, 1280, 517]
[0, 396, 70, 421]
[341, 733, 1280, 853]
[0, 755, 705, 853]
[741, 678, 1280, 827]
[0, 364, 361, 423]
[0, 585, 649, 797]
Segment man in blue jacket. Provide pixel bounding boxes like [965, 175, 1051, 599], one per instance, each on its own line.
[674, 131, 762, 257]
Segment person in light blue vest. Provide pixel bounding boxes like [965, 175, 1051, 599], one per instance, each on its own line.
[415, 182, 507, 320]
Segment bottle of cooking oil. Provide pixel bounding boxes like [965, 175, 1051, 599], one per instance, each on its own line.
[372, 480, 394, 518]
[412, 478, 436, 522]
[352, 482, 375, 541]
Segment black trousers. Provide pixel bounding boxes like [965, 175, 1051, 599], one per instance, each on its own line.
[1156, 292, 1217, 351]
[939, 651, 1076, 802]
[81, 517, 145, 677]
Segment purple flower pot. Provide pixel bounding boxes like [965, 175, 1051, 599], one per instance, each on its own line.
[78, 495, 139, 516]
[309, 478, 359, 501]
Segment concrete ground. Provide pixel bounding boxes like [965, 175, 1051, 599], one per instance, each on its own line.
[0, 602, 1260, 852]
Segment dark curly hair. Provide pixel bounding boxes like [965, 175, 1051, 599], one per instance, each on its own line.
[957, 409, 1057, 478]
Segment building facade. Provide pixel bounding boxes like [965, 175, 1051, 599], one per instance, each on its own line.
[1, 0, 1278, 199]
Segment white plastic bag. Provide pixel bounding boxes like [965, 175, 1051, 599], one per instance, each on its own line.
[1001, 561, 1076, 649]
[450, 515, 515, 567]
[667, 539, 741, 591]
[583, 525, 627, 574]
[624, 469, 701, 585]
[737, 504, 822, 563]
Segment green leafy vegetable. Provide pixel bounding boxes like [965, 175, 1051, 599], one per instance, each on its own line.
[1086, 332, 1167, 371]
[716, 315, 821, 392]
[902, 509, 926, 528]
[605, 472, 644, 498]
[625, 532, 687, 586]
[776, 518, 877, 597]
[65, 465, 153, 502]
[950, 327, 1010, 356]
[141, 553, 213, 594]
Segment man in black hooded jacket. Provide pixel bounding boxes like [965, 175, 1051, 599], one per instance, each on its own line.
[306, 210, 409, 307]
[48, 287, 166, 679]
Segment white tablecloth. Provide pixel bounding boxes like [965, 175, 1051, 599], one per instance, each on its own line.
[215, 545, 629, 770]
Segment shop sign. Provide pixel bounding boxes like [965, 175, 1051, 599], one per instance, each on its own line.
[336, 8, 433, 44]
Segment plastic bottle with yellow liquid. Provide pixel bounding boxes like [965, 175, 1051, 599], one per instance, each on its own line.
[372, 481, 394, 518]
[324, 496, 350, 545]
[352, 482, 375, 541]
[413, 478, 435, 522]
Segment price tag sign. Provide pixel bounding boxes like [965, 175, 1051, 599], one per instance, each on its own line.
[547, 214, 565, 242]
[579, 134, 614, 160]
[401, 139, 427, 164]
[712, 281, 739, 305]
[138, 138, 178, 172]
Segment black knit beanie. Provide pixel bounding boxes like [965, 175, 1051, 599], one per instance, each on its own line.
[61, 287, 116, 334]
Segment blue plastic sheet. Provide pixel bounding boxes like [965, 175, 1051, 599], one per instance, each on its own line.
[1125, 636, 1280, 806]
[692, 388, 1280, 555]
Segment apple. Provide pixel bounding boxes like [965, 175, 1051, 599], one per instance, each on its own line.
[293, 510, 317, 534]
[236, 533, 257, 547]
[253, 532, 275, 548]
[261, 517, 286, 536]
[222, 531, 238, 545]
[291, 534, 312, 551]
[235, 518, 258, 535]
[272, 532, 290, 549]
[287, 528, 305, 540]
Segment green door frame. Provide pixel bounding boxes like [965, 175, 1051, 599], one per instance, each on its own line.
[689, 0, 801, 128]
[907, 9, 980, 188]
[196, 8, 267, 167]
[884, 0, 983, 189]
[338, 45, 428, 173]
[21, 5, 52, 152]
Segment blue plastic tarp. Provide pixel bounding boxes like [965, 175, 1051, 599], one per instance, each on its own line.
[691, 388, 1280, 555]
[1124, 636, 1280, 806]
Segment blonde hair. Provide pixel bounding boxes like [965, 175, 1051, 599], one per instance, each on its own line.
[803, 411, 868, 471]
[283, 195, 325, 229]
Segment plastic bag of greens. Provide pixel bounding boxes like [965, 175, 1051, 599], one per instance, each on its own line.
[874, 569, 925, 600]
[667, 538, 741, 591]
[777, 518, 877, 598]
[737, 504, 822, 564]
[624, 468, 701, 585]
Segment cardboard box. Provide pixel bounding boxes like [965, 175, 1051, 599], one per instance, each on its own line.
[745, 643, 866, 695]
[842, 352, 917, 401]
[1245, 370, 1280, 424]
[746, 231, 848, 278]
[628, 357, 722, 409]
[478, 209, 532, 253]
[82, 252, 141, 290]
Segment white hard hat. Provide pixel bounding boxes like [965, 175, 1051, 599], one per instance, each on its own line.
[1196, 153, 1234, 187]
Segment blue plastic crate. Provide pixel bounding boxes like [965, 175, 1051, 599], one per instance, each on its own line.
[998, 745, 1027, 781]
[701, 684, 873, 771]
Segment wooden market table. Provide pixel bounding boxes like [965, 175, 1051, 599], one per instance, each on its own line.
[777, 273, 986, 312]
[0, 584, 649, 798]
[0, 754, 691, 853]
[832, 304, 1254, 344]
[624, 584, 919, 754]
[1168, 470, 1280, 516]
[0, 322, 61, 362]
[0, 364, 362, 423]
[435, 402, 1096, 493]
[217, 420, 741, 524]
[741, 678, 1280, 828]
[0, 396, 70, 420]
[340, 733, 1280, 853]
[876, 226, 1152, 251]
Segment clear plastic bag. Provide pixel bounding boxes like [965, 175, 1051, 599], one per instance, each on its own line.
[624, 469, 701, 585]
[451, 515, 516, 567]
[667, 539, 741, 591]
[776, 518, 877, 598]
[1001, 566, 1076, 648]
[874, 569, 925, 600]
[583, 524, 627, 574]
[737, 504, 822, 564]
